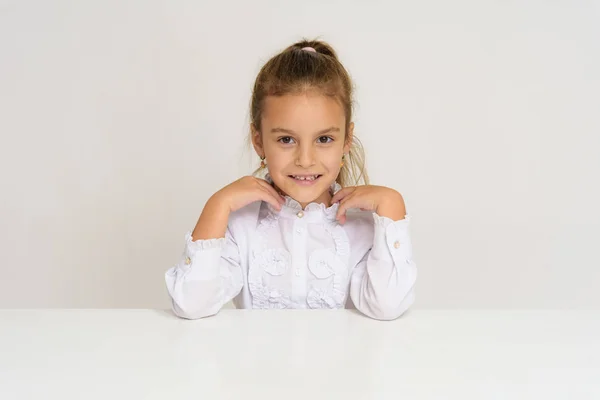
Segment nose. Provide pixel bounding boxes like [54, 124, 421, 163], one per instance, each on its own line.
[295, 143, 316, 168]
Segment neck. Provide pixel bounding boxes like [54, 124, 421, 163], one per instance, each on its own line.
[272, 183, 333, 210]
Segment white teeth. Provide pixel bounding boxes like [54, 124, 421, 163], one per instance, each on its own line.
[292, 175, 319, 181]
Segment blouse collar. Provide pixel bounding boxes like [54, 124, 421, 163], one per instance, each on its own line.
[264, 173, 342, 222]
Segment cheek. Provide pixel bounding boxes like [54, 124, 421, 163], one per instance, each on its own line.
[265, 152, 292, 174]
[264, 145, 283, 163]
[324, 152, 344, 169]
[268, 152, 288, 165]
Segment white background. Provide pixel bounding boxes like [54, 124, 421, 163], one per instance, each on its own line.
[1, 0, 598, 309]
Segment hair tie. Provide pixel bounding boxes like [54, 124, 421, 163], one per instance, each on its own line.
[301, 46, 316, 53]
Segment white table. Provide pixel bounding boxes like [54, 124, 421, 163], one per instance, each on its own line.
[0, 309, 599, 399]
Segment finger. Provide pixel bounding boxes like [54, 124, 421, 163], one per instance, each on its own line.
[256, 179, 285, 203]
[256, 186, 284, 210]
[335, 193, 356, 221]
[331, 187, 353, 204]
[256, 179, 286, 204]
[331, 187, 355, 204]
[338, 202, 353, 224]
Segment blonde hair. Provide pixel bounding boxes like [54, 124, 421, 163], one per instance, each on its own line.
[248, 39, 369, 187]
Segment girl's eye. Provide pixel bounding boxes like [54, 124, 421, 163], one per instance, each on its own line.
[279, 137, 295, 144]
[318, 136, 333, 144]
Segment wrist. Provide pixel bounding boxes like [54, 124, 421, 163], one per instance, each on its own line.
[191, 195, 231, 241]
[375, 193, 406, 221]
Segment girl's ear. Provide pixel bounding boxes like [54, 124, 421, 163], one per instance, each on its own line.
[251, 124, 265, 158]
[343, 122, 354, 154]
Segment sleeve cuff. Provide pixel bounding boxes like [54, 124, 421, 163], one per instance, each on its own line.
[177, 231, 226, 274]
[372, 213, 410, 229]
[371, 213, 413, 262]
[185, 231, 226, 252]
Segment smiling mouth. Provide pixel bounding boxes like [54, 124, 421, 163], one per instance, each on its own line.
[289, 174, 322, 181]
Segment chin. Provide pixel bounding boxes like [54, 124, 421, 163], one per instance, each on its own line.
[275, 174, 332, 203]
[287, 191, 319, 204]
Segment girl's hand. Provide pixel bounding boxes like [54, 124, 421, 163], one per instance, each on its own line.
[331, 185, 406, 224]
[213, 176, 286, 213]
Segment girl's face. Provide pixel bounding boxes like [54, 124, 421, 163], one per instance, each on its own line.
[253, 92, 353, 209]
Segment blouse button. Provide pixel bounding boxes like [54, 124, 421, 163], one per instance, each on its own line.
[393, 241, 401, 249]
[295, 269, 301, 277]
[296, 211, 304, 218]
[185, 257, 191, 265]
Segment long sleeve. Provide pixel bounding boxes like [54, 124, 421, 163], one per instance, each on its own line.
[350, 214, 417, 321]
[165, 227, 243, 319]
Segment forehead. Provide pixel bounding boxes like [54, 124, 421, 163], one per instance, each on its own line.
[262, 93, 345, 128]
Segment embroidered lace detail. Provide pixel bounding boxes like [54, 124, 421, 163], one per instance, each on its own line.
[249, 283, 291, 309]
[308, 249, 340, 279]
[258, 248, 290, 276]
[248, 207, 293, 308]
[305, 223, 351, 309]
[252, 209, 279, 258]
[306, 249, 348, 308]
[282, 195, 340, 214]
[307, 287, 338, 308]
[324, 223, 350, 257]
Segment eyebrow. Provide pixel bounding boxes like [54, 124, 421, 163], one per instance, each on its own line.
[270, 127, 341, 135]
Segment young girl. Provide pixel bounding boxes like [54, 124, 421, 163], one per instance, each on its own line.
[165, 40, 417, 321]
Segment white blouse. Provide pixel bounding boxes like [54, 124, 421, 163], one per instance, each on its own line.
[165, 180, 417, 321]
